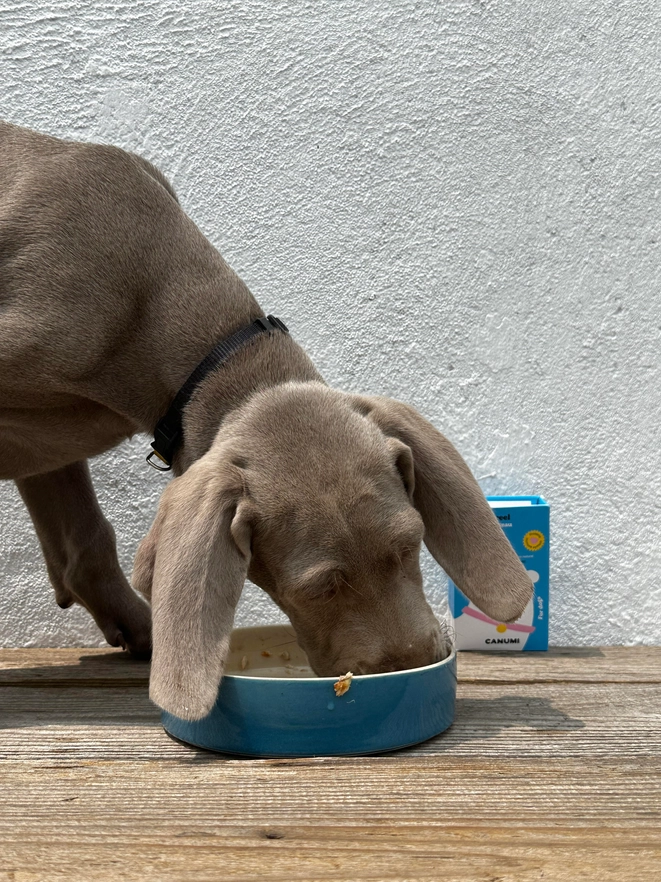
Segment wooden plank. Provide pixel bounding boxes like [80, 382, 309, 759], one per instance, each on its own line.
[0, 681, 659, 761]
[2, 756, 660, 821]
[0, 827, 660, 882]
[1, 760, 660, 880]
[457, 645, 661, 684]
[1, 645, 660, 686]
[1, 648, 660, 881]
[0, 648, 149, 687]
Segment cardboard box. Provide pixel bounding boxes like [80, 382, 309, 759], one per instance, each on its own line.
[448, 495, 549, 651]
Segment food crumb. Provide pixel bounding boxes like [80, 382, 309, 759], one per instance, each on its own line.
[279, 651, 290, 661]
[333, 672, 353, 697]
[261, 651, 271, 657]
[241, 655, 249, 670]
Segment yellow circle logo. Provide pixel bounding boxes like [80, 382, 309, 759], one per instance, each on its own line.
[523, 530, 545, 552]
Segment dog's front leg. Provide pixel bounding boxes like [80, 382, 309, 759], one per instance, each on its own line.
[15, 461, 151, 657]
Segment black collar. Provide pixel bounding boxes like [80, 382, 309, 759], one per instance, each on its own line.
[147, 314, 289, 471]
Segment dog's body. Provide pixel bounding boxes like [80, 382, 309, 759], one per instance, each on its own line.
[0, 122, 318, 477]
[1, 122, 533, 719]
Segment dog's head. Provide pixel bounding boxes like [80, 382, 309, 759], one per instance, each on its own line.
[133, 382, 533, 720]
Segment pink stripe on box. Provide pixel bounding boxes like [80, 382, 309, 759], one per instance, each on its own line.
[461, 606, 536, 634]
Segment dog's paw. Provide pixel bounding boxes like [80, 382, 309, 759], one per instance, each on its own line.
[100, 596, 152, 659]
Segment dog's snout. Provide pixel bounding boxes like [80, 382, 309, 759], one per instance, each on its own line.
[350, 629, 450, 675]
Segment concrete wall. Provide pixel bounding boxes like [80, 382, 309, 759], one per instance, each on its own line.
[1, 0, 659, 647]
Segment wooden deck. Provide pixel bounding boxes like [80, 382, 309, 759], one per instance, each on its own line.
[1, 646, 660, 881]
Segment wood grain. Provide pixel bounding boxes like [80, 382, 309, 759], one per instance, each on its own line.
[1, 681, 659, 761]
[0, 648, 150, 687]
[2, 645, 659, 686]
[1, 647, 660, 881]
[2, 757, 661, 881]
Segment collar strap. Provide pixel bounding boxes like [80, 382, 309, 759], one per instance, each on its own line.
[147, 314, 289, 471]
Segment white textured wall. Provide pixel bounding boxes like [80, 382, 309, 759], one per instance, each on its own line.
[1, 0, 660, 647]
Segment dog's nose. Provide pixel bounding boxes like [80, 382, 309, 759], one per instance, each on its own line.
[358, 634, 450, 674]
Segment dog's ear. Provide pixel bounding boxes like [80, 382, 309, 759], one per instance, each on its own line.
[354, 395, 533, 622]
[132, 447, 252, 720]
[385, 436, 416, 501]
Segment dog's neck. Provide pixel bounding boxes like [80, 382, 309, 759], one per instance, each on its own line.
[173, 329, 323, 474]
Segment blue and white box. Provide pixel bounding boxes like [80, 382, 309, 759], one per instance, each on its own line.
[448, 495, 549, 651]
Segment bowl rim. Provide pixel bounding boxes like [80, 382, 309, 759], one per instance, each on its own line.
[224, 623, 456, 684]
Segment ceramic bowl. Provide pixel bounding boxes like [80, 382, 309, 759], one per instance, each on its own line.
[162, 624, 456, 757]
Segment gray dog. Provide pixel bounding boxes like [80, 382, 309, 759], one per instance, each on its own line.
[0, 122, 532, 720]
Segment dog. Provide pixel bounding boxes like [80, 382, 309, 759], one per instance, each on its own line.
[0, 121, 533, 720]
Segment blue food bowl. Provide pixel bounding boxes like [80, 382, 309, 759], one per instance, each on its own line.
[162, 624, 457, 757]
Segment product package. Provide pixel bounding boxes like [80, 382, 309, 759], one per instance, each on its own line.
[448, 495, 549, 651]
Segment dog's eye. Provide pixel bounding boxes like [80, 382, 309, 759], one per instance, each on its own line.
[317, 571, 352, 601]
[395, 545, 418, 568]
